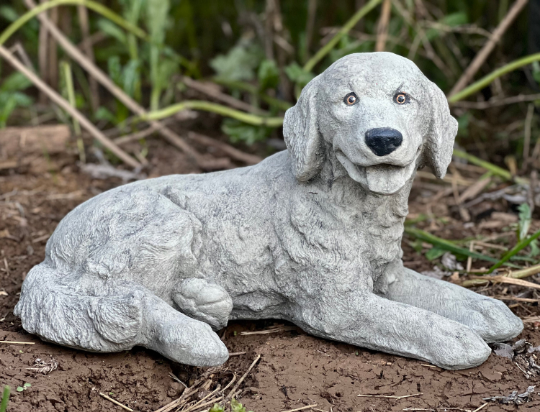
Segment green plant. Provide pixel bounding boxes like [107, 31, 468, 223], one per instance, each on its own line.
[0, 70, 33, 128]
[209, 398, 252, 412]
[0, 386, 10, 412]
[16, 383, 31, 392]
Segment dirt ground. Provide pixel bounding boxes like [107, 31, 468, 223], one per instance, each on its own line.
[1, 136, 540, 412]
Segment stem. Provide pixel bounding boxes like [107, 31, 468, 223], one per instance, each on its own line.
[452, 149, 511, 180]
[142, 101, 284, 127]
[488, 229, 540, 273]
[0, 0, 193, 70]
[303, 0, 383, 72]
[448, 53, 540, 103]
[0, 0, 146, 47]
[0, 386, 10, 412]
[404, 227, 498, 263]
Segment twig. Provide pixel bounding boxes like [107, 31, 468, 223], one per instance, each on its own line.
[168, 372, 187, 388]
[77, 5, 99, 111]
[22, 0, 203, 165]
[0, 45, 140, 168]
[375, 0, 391, 52]
[182, 77, 267, 115]
[449, 53, 540, 104]
[226, 354, 261, 400]
[99, 392, 133, 412]
[281, 405, 318, 412]
[449, 0, 529, 96]
[357, 393, 422, 399]
[472, 404, 488, 412]
[452, 93, 540, 109]
[464, 272, 540, 289]
[240, 325, 296, 335]
[187, 132, 262, 165]
[228, 352, 246, 357]
[303, 0, 382, 72]
[0, 341, 35, 345]
[523, 103, 534, 166]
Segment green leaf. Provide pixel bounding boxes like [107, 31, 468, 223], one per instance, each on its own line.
[231, 398, 248, 412]
[23, 383, 31, 388]
[488, 229, 540, 273]
[285, 62, 314, 88]
[517, 203, 531, 241]
[405, 227, 498, 263]
[211, 43, 264, 82]
[1, 72, 32, 92]
[209, 404, 225, 412]
[16, 387, 24, 392]
[94, 106, 116, 124]
[97, 18, 127, 45]
[258, 59, 280, 91]
[530, 239, 540, 257]
[456, 113, 470, 138]
[425, 247, 446, 261]
[107, 56, 123, 86]
[533, 61, 540, 84]
[122, 59, 141, 98]
[0, 6, 18, 22]
[222, 119, 271, 145]
[0, 94, 18, 128]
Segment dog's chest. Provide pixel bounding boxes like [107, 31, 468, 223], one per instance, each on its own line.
[277, 184, 408, 289]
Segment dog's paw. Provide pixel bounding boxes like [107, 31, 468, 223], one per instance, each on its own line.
[458, 297, 523, 343]
[427, 322, 491, 370]
[172, 278, 233, 330]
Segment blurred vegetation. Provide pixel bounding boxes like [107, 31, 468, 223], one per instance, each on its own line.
[0, 0, 538, 168]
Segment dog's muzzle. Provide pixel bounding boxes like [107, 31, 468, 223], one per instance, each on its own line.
[365, 127, 402, 156]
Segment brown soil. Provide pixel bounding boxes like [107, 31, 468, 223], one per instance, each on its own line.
[1, 140, 540, 412]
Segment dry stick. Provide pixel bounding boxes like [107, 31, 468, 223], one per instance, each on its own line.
[375, 0, 391, 52]
[449, 0, 529, 96]
[0, 341, 35, 345]
[523, 103, 534, 167]
[23, 0, 203, 166]
[188, 132, 262, 165]
[77, 5, 99, 111]
[99, 392, 133, 412]
[182, 76, 267, 115]
[472, 404, 488, 412]
[281, 405, 318, 412]
[0, 46, 140, 168]
[357, 393, 422, 399]
[38, 0, 48, 104]
[226, 354, 261, 400]
[452, 93, 540, 109]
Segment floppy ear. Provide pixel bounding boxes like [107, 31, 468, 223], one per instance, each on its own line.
[283, 75, 324, 181]
[423, 80, 458, 179]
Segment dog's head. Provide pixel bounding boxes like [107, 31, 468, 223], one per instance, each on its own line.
[283, 52, 458, 195]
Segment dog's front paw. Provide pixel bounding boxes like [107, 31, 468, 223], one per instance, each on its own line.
[426, 321, 491, 370]
[458, 297, 523, 343]
[172, 278, 233, 330]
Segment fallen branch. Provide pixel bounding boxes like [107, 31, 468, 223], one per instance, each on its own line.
[188, 132, 262, 165]
[22, 0, 203, 165]
[449, 53, 540, 103]
[462, 264, 540, 288]
[225, 354, 261, 402]
[0, 46, 140, 168]
[99, 392, 133, 412]
[449, 0, 529, 96]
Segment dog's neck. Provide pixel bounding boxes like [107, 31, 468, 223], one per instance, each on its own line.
[310, 147, 414, 219]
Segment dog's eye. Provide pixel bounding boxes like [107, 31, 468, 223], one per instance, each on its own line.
[394, 93, 409, 105]
[344, 93, 358, 106]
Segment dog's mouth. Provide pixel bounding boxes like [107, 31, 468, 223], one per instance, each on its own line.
[336, 152, 416, 195]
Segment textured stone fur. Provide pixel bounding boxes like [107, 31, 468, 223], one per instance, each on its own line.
[15, 53, 522, 369]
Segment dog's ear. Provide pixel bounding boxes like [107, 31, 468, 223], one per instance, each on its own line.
[283, 75, 324, 181]
[423, 80, 458, 179]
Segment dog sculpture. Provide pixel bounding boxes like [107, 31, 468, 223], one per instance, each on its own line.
[15, 53, 523, 370]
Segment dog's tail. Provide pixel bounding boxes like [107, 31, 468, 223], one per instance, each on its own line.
[14, 263, 229, 366]
[14, 263, 144, 352]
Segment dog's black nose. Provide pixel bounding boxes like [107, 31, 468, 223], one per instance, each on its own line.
[365, 127, 403, 156]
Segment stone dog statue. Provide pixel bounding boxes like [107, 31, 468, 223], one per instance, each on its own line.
[15, 52, 523, 370]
